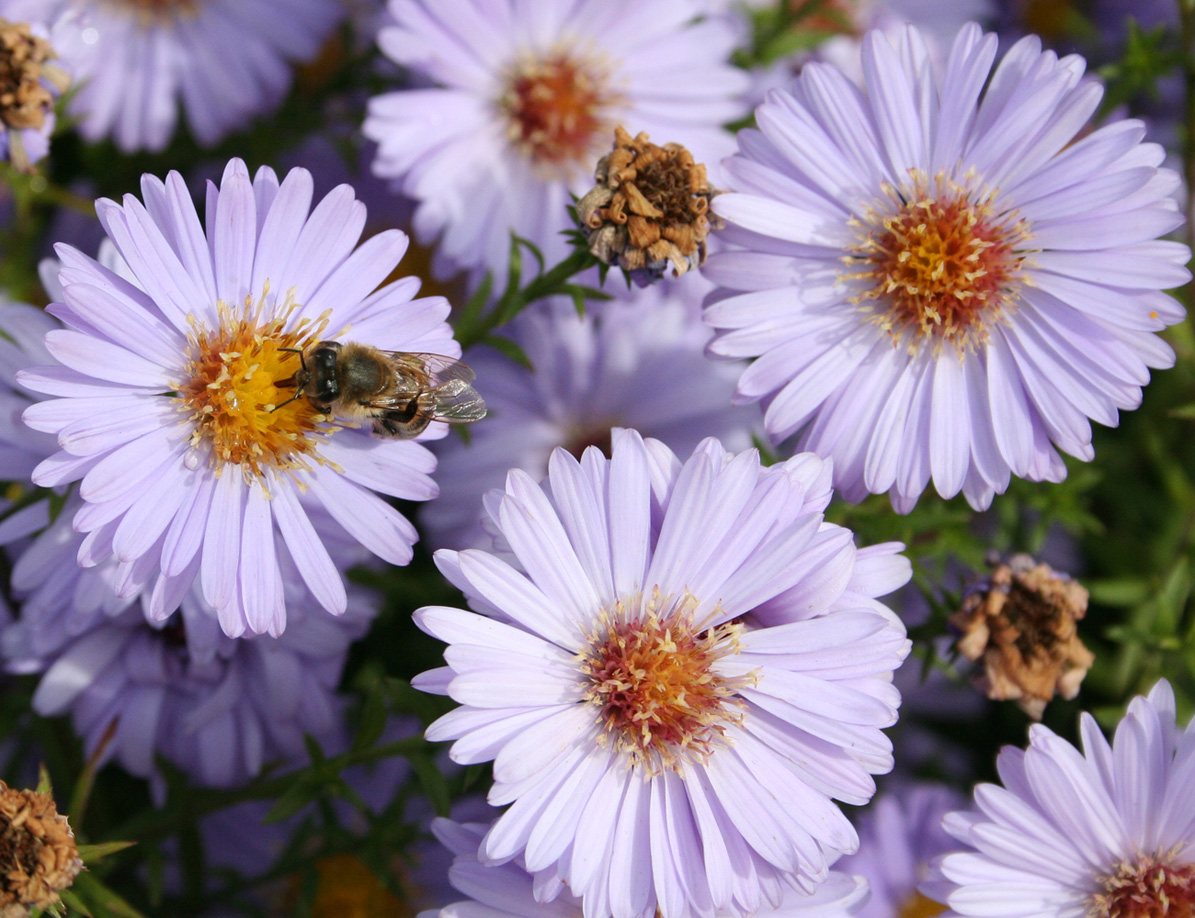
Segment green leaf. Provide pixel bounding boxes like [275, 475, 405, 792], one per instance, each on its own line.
[70, 872, 146, 918]
[480, 334, 533, 371]
[352, 686, 388, 754]
[76, 841, 136, 864]
[407, 752, 452, 817]
[58, 888, 92, 917]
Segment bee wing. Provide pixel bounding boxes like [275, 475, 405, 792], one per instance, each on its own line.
[425, 378, 488, 423]
[366, 352, 487, 425]
[381, 352, 477, 386]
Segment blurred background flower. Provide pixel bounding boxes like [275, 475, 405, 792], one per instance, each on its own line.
[0, 0, 344, 151]
[363, 0, 749, 285]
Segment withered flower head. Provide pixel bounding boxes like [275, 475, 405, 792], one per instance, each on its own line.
[0, 19, 69, 172]
[0, 781, 82, 916]
[950, 554, 1095, 720]
[575, 126, 721, 287]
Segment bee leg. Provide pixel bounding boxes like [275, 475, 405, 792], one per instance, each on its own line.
[270, 392, 304, 412]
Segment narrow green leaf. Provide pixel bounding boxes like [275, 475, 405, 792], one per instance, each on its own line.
[71, 872, 147, 918]
[76, 841, 136, 864]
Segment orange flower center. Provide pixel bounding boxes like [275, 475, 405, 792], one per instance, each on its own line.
[104, 0, 201, 24]
[845, 169, 1034, 353]
[899, 892, 948, 918]
[175, 291, 336, 482]
[500, 51, 621, 172]
[579, 590, 753, 772]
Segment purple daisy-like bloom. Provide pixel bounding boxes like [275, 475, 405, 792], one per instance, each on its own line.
[19, 158, 457, 637]
[423, 818, 871, 918]
[0, 547, 375, 798]
[413, 429, 911, 918]
[836, 783, 966, 918]
[421, 288, 761, 549]
[0, 0, 342, 152]
[703, 23, 1189, 512]
[924, 680, 1195, 918]
[363, 0, 749, 284]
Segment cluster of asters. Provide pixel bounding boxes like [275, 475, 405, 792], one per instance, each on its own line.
[0, 1, 1189, 918]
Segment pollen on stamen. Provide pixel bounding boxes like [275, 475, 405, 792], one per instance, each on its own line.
[577, 588, 755, 774]
[1089, 851, 1195, 918]
[175, 290, 335, 483]
[842, 169, 1035, 355]
[499, 49, 624, 174]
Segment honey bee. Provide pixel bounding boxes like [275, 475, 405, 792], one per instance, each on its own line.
[274, 341, 486, 439]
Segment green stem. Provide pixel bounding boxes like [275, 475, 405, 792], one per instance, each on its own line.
[456, 247, 598, 351]
[0, 162, 95, 216]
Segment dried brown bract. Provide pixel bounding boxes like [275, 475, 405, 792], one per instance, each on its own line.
[0, 781, 82, 916]
[576, 126, 721, 286]
[951, 554, 1094, 720]
[0, 19, 69, 172]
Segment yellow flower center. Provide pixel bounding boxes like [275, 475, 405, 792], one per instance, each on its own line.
[175, 291, 336, 482]
[500, 50, 622, 173]
[845, 169, 1034, 354]
[899, 892, 948, 918]
[310, 854, 408, 918]
[578, 589, 753, 773]
[1089, 852, 1195, 918]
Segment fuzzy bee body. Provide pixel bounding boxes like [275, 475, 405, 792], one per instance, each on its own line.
[276, 340, 486, 439]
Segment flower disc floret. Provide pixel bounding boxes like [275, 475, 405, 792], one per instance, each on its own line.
[580, 591, 751, 771]
[116, 0, 201, 22]
[500, 51, 619, 171]
[178, 297, 329, 480]
[846, 170, 1033, 353]
[1091, 855, 1195, 918]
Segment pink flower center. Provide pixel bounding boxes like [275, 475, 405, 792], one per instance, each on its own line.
[845, 169, 1034, 353]
[578, 590, 752, 772]
[1090, 854, 1195, 918]
[500, 51, 621, 172]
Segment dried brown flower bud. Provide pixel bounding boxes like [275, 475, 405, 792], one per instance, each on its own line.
[950, 554, 1095, 719]
[576, 126, 721, 286]
[0, 19, 69, 172]
[0, 780, 82, 916]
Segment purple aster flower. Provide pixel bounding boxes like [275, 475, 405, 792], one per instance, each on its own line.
[836, 783, 966, 918]
[422, 818, 871, 918]
[703, 23, 1189, 513]
[0, 298, 59, 491]
[0, 0, 342, 152]
[0, 18, 69, 172]
[924, 680, 1195, 918]
[745, 0, 995, 101]
[421, 288, 762, 549]
[19, 158, 458, 637]
[0, 546, 375, 799]
[362, 0, 749, 284]
[413, 429, 912, 918]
